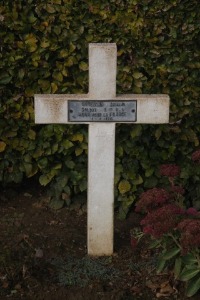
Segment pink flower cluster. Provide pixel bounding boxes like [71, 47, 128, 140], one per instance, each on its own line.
[135, 186, 200, 253]
[191, 150, 200, 162]
[140, 204, 184, 238]
[186, 207, 199, 216]
[135, 188, 170, 213]
[177, 219, 200, 253]
[160, 164, 181, 177]
[133, 160, 200, 254]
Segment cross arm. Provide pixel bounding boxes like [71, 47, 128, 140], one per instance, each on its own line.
[118, 94, 170, 124]
[34, 94, 89, 124]
[35, 94, 169, 124]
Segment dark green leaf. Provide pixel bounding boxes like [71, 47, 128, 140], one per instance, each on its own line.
[186, 275, 200, 297]
[182, 254, 198, 265]
[174, 258, 182, 279]
[179, 268, 200, 282]
[156, 258, 166, 274]
[49, 198, 64, 210]
[162, 247, 180, 260]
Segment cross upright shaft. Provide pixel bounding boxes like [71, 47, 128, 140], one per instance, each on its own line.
[88, 44, 117, 255]
[89, 43, 116, 99]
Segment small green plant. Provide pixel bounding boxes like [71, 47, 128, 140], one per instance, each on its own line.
[133, 159, 200, 297]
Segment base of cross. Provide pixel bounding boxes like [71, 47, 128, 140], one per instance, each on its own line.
[35, 43, 169, 256]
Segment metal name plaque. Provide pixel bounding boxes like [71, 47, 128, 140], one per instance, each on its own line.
[68, 100, 137, 122]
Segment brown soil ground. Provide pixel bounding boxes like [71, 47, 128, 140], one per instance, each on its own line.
[0, 181, 199, 300]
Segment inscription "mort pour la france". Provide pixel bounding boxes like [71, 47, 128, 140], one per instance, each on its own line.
[68, 100, 137, 122]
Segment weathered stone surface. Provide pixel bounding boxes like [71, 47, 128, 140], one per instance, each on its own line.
[87, 44, 116, 255]
[88, 123, 115, 255]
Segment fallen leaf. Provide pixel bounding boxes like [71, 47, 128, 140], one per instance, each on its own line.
[49, 220, 59, 225]
[35, 248, 44, 258]
[156, 281, 175, 297]
[160, 280, 170, 288]
[160, 280, 174, 293]
[22, 265, 27, 278]
[24, 193, 32, 198]
[160, 284, 174, 293]
[2, 281, 9, 289]
[146, 280, 160, 290]
[131, 285, 142, 294]
[14, 283, 22, 290]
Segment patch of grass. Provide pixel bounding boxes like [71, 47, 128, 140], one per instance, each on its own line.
[51, 256, 121, 287]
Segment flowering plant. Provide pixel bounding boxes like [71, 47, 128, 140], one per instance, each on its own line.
[133, 161, 200, 297]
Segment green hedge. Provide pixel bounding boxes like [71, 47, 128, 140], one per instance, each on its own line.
[1, 0, 200, 216]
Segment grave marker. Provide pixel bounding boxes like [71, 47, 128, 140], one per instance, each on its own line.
[34, 43, 169, 256]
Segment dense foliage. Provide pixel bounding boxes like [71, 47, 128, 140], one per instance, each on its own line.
[0, 0, 200, 216]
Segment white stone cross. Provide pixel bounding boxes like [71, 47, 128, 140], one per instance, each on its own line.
[34, 43, 169, 256]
